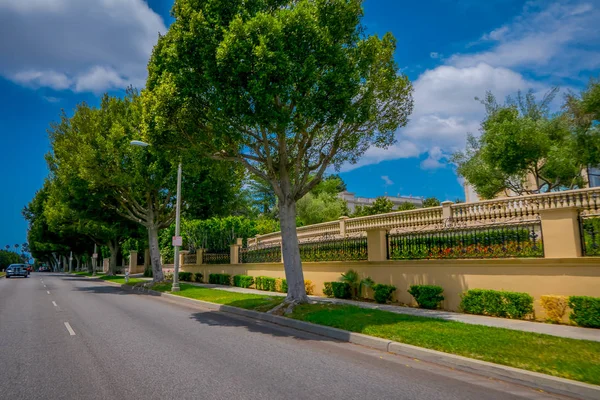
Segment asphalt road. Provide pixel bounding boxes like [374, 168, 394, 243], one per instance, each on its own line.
[0, 273, 572, 400]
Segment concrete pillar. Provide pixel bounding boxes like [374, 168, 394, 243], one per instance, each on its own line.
[367, 229, 387, 262]
[339, 216, 349, 237]
[196, 249, 204, 265]
[538, 207, 582, 258]
[179, 250, 189, 267]
[442, 201, 454, 220]
[129, 251, 137, 274]
[230, 239, 242, 264]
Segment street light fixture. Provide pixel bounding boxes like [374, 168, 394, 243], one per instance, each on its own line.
[130, 140, 182, 292]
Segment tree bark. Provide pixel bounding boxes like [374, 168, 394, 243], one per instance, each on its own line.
[148, 225, 164, 281]
[75, 255, 81, 271]
[279, 199, 308, 303]
[107, 240, 119, 276]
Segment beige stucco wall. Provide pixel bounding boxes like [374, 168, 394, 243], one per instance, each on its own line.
[180, 258, 600, 320]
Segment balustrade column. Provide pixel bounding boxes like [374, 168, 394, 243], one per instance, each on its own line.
[230, 238, 242, 264]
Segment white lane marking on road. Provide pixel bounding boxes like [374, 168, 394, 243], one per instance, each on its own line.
[47, 291, 50, 294]
[52, 301, 57, 307]
[44, 285, 47, 288]
[64, 322, 76, 336]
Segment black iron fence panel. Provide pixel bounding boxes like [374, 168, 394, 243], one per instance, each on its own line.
[203, 250, 231, 265]
[581, 215, 600, 256]
[183, 253, 197, 264]
[387, 221, 544, 260]
[240, 244, 281, 264]
[136, 252, 145, 265]
[299, 236, 368, 262]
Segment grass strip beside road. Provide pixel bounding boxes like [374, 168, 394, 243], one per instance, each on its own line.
[151, 283, 284, 312]
[0, 272, 5, 278]
[97, 275, 145, 285]
[289, 304, 600, 385]
[145, 284, 599, 385]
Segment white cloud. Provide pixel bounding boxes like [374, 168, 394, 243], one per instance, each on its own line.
[381, 176, 394, 186]
[340, 140, 420, 172]
[430, 52, 440, 59]
[345, 0, 600, 172]
[0, 0, 166, 93]
[420, 147, 445, 170]
[11, 70, 71, 90]
[43, 96, 61, 103]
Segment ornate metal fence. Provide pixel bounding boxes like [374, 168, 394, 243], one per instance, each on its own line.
[183, 253, 197, 265]
[580, 215, 600, 256]
[240, 244, 281, 264]
[136, 252, 145, 265]
[203, 250, 231, 265]
[299, 235, 368, 262]
[387, 221, 544, 260]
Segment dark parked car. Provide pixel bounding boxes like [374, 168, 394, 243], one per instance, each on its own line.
[6, 264, 29, 278]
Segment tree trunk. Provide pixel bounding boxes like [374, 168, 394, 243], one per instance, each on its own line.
[148, 225, 164, 281]
[75, 255, 81, 271]
[107, 240, 119, 276]
[279, 199, 308, 303]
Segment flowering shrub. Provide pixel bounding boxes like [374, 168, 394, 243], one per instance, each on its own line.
[540, 295, 568, 323]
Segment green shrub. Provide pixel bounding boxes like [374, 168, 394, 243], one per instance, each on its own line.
[408, 285, 444, 309]
[143, 268, 153, 277]
[193, 272, 203, 283]
[208, 273, 231, 285]
[255, 276, 276, 292]
[373, 284, 396, 304]
[323, 282, 334, 297]
[233, 275, 254, 288]
[568, 296, 600, 328]
[178, 272, 193, 282]
[460, 289, 534, 319]
[275, 278, 288, 293]
[332, 282, 352, 299]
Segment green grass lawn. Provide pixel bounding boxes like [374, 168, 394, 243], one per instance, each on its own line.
[151, 283, 284, 312]
[289, 303, 600, 385]
[0, 272, 5, 278]
[72, 271, 93, 276]
[97, 275, 145, 285]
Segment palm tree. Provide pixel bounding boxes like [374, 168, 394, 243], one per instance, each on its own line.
[14, 244, 20, 252]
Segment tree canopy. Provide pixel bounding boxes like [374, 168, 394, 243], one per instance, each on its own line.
[453, 87, 599, 199]
[144, 0, 413, 303]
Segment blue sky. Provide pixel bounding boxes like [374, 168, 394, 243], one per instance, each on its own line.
[1, 0, 599, 247]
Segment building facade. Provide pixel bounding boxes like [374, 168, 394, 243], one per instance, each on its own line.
[338, 191, 423, 213]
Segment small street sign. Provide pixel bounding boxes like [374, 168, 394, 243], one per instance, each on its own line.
[172, 236, 183, 246]
[92, 253, 98, 259]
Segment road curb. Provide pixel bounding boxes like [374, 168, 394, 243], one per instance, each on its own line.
[104, 282, 599, 399]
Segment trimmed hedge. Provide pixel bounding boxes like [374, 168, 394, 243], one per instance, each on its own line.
[275, 278, 288, 293]
[408, 285, 444, 309]
[193, 272, 203, 283]
[323, 282, 351, 299]
[178, 272, 193, 282]
[460, 289, 534, 319]
[233, 275, 254, 288]
[569, 296, 600, 328]
[255, 276, 276, 292]
[372, 284, 396, 304]
[208, 273, 231, 286]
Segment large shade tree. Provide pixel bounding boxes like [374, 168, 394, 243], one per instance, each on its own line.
[49, 90, 242, 281]
[144, 0, 413, 305]
[453, 88, 596, 199]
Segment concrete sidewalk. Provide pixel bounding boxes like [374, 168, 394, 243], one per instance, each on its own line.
[181, 281, 600, 342]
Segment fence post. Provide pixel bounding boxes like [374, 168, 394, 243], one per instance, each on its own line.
[196, 249, 203, 265]
[339, 216, 349, 237]
[179, 250, 189, 268]
[367, 229, 387, 261]
[129, 251, 137, 274]
[441, 201, 454, 221]
[230, 238, 242, 264]
[538, 207, 582, 258]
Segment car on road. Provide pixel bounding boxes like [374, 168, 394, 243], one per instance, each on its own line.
[6, 264, 29, 278]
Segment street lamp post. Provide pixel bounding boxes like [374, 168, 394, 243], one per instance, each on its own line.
[130, 140, 182, 291]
